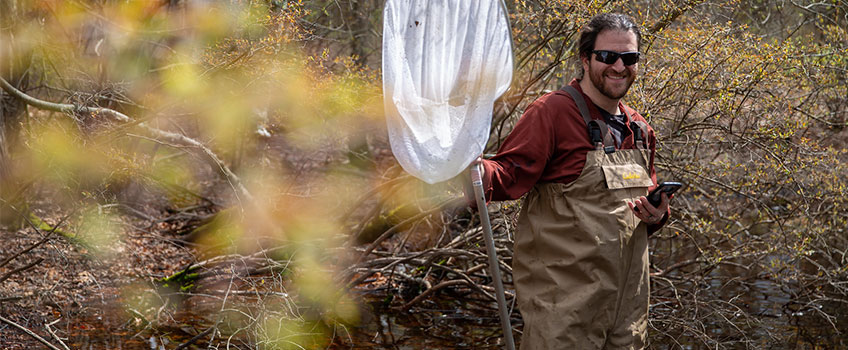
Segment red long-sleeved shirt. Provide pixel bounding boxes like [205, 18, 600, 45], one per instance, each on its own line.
[481, 79, 668, 232]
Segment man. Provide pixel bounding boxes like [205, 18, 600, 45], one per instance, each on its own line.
[478, 13, 670, 349]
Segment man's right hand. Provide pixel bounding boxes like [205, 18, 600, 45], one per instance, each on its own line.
[628, 192, 671, 225]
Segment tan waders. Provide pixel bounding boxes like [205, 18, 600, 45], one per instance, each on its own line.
[513, 86, 653, 349]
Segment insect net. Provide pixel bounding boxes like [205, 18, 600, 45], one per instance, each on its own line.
[382, 0, 513, 184]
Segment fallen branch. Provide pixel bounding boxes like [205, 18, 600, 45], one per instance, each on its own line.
[0, 315, 63, 350]
[175, 324, 216, 350]
[45, 318, 70, 350]
[356, 197, 465, 263]
[0, 229, 52, 269]
[0, 258, 44, 284]
[0, 198, 76, 238]
[0, 203, 73, 269]
[400, 279, 469, 309]
[0, 76, 253, 205]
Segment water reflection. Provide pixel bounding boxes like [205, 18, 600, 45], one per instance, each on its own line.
[58, 276, 843, 349]
[333, 296, 516, 349]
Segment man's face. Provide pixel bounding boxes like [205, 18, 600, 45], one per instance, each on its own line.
[582, 29, 639, 100]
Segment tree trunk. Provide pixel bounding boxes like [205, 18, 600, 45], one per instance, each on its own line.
[0, 0, 30, 225]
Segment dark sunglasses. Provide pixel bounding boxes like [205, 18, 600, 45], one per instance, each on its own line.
[592, 50, 641, 66]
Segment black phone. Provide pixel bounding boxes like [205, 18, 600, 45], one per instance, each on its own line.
[647, 182, 683, 207]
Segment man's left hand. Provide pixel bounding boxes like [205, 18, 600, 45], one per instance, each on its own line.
[629, 193, 670, 225]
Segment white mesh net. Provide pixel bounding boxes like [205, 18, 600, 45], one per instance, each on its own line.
[382, 0, 513, 184]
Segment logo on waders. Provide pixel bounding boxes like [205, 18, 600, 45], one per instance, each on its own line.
[623, 172, 641, 180]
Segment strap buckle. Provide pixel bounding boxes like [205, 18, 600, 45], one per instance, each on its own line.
[630, 121, 648, 149]
[588, 120, 603, 150]
[631, 122, 642, 142]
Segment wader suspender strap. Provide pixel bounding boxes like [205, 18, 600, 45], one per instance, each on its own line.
[630, 120, 649, 149]
[563, 86, 615, 153]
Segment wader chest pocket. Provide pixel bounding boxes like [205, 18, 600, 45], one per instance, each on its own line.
[601, 164, 653, 190]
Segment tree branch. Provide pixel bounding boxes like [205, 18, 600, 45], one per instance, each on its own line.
[0, 315, 63, 350]
[399, 279, 469, 310]
[0, 76, 253, 205]
[45, 318, 70, 350]
[175, 324, 216, 350]
[355, 197, 465, 264]
[0, 258, 44, 284]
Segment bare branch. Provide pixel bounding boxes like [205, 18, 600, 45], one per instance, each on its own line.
[0, 76, 253, 205]
[0, 315, 63, 350]
[399, 279, 469, 310]
[0, 258, 44, 284]
[45, 318, 70, 350]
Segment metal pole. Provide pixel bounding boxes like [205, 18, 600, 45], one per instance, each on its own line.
[470, 162, 516, 350]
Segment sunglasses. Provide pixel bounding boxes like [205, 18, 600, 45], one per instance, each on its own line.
[592, 50, 641, 66]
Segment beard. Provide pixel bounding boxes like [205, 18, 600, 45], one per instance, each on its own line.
[588, 64, 635, 100]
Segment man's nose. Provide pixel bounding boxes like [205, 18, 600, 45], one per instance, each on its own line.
[610, 57, 627, 71]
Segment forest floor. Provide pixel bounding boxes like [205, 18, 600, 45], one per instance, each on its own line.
[0, 127, 471, 349]
[0, 200, 198, 349]
[0, 198, 506, 350]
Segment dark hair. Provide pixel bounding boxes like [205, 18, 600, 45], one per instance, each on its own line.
[577, 13, 642, 62]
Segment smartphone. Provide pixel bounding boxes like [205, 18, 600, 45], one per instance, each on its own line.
[647, 181, 683, 207]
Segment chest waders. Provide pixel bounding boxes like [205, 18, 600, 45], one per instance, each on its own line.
[513, 86, 652, 350]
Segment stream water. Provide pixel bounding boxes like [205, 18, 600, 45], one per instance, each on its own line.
[55, 286, 843, 350]
[334, 279, 845, 349]
[50, 272, 844, 349]
[333, 295, 512, 349]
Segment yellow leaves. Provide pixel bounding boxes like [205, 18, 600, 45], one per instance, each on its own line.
[293, 251, 358, 322]
[161, 58, 203, 97]
[101, 0, 160, 34]
[260, 316, 330, 350]
[77, 206, 121, 258]
[27, 120, 112, 187]
[192, 208, 247, 256]
[206, 98, 255, 151]
[193, 4, 238, 44]
[151, 155, 196, 205]
[44, 0, 88, 27]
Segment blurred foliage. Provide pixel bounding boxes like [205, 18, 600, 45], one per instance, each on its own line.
[0, 0, 846, 349]
[1, 0, 383, 347]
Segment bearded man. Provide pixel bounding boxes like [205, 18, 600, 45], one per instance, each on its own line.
[477, 13, 672, 349]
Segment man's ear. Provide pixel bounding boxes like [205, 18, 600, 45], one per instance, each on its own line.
[580, 54, 590, 75]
